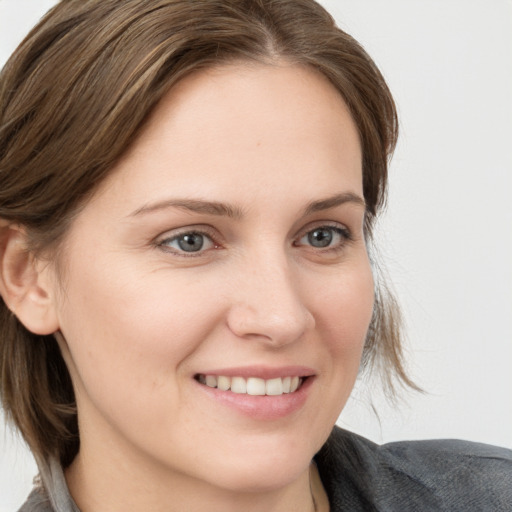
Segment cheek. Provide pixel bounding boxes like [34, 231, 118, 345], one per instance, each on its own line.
[315, 260, 375, 353]
[299, 258, 374, 441]
[311, 256, 374, 413]
[55, 258, 223, 410]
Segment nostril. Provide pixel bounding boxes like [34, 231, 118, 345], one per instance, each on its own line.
[226, 302, 314, 346]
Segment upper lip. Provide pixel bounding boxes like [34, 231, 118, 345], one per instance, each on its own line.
[195, 365, 316, 380]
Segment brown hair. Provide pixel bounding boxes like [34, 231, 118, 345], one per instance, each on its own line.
[0, 0, 412, 467]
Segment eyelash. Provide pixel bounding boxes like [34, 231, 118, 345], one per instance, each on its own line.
[156, 227, 219, 257]
[156, 223, 352, 257]
[294, 224, 352, 252]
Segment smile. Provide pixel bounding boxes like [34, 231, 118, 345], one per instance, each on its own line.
[196, 374, 304, 396]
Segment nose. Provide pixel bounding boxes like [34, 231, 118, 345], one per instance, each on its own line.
[226, 253, 315, 347]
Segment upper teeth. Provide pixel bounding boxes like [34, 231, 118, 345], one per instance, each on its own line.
[198, 375, 302, 395]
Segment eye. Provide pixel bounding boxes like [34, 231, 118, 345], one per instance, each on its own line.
[158, 231, 215, 254]
[296, 225, 350, 249]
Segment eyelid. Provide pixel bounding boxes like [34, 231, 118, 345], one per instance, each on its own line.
[293, 222, 352, 251]
[153, 221, 353, 257]
[295, 221, 351, 241]
[155, 225, 221, 256]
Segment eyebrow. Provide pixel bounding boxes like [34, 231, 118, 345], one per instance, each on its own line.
[129, 198, 244, 219]
[129, 192, 365, 219]
[303, 192, 366, 215]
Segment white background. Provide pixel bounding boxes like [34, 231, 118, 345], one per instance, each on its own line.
[1, 0, 511, 509]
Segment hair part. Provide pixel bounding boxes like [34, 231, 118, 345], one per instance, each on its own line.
[1, 0, 411, 467]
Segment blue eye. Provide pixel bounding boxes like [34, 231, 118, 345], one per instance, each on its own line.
[297, 226, 349, 249]
[159, 232, 214, 253]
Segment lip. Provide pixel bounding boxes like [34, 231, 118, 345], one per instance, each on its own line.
[194, 366, 316, 421]
[196, 365, 316, 380]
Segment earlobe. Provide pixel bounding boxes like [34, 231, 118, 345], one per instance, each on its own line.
[0, 224, 59, 335]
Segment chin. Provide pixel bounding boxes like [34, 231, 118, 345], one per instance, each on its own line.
[206, 456, 310, 494]
[191, 429, 320, 493]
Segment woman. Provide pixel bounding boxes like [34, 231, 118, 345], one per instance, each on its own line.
[0, 1, 510, 511]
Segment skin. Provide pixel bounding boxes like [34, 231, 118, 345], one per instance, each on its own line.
[15, 63, 374, 511]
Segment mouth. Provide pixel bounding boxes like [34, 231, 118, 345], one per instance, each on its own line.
[194, 374, 306, 396]
[194, 368, 315, 419]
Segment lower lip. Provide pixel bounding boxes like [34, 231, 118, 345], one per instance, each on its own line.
[195, 377, 314, 420]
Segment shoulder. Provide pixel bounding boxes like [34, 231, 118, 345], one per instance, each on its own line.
[315, 426, 512, 511]
[17, 458, 80, 512]
[17, 488, 53, 512]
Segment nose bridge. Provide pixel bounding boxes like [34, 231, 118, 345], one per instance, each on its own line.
[227, 245, 314, 344]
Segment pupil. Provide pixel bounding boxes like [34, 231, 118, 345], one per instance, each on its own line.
[178, 233, 204, 252]
[308, 228, 332, 248]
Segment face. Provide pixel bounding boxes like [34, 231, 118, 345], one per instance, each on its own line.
[49, 63, 374, 493]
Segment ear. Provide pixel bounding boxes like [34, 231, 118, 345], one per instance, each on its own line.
[0, 223, 59, 335]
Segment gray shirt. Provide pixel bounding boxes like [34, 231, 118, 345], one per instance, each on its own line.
[18, 427, 512, 511]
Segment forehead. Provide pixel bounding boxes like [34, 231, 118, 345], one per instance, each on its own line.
[137, 61, 361, 161]
[84, 62, 363, 216]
